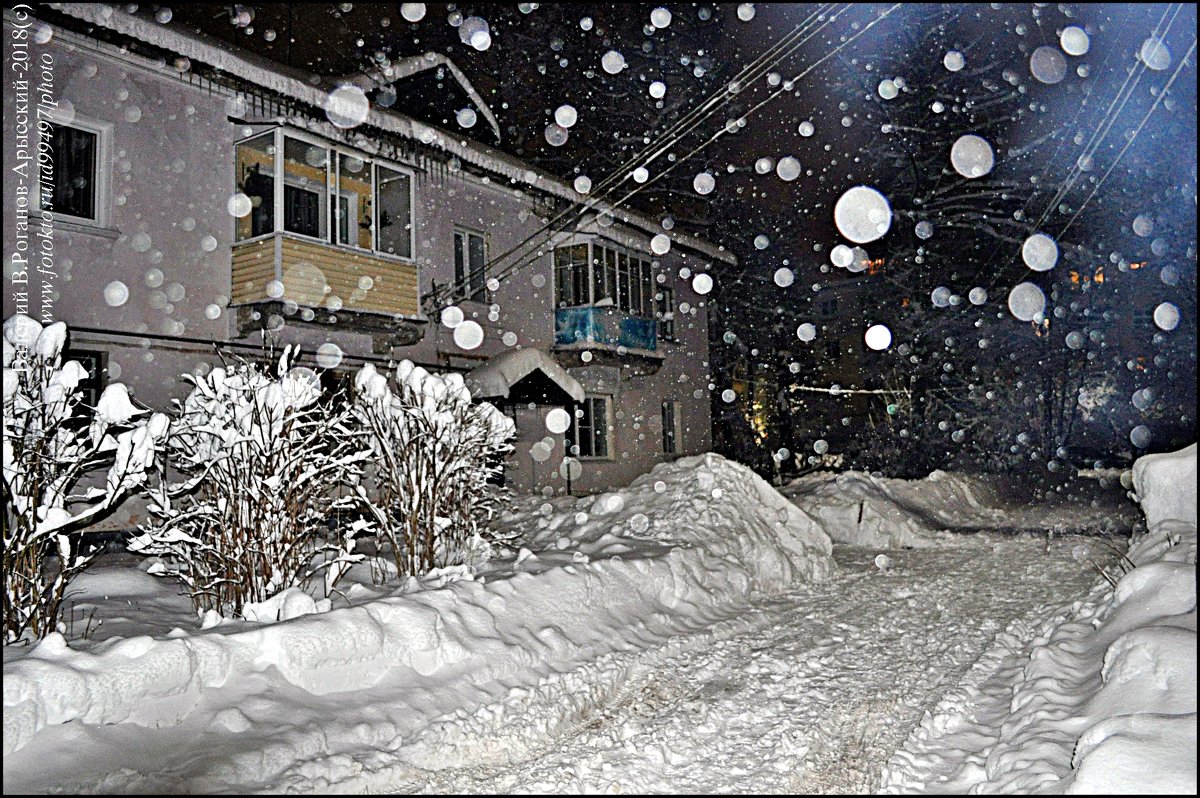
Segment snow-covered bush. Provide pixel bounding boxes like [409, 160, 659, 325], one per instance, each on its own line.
[3, 314, 167, 643]
[130, 349, 368, 616]
[350, 360, 515, 577]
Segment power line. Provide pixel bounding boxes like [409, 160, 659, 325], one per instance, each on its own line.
[1060, 35, 1196, 237]
[425, 4, 848, 312]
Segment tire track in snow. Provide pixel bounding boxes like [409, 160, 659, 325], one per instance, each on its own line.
[395, 534, 1117, 794]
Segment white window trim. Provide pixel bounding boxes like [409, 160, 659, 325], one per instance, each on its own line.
[36, 110, 113, 230]
[234, 126, 416, 261]
[552, 236, 657, 318]
[334, 187, 362, 249]
[281, 176, 330, 242]
[453, 226, 489, 303]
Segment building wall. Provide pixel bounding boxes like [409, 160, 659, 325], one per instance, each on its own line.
[2, 20, 716, 507]
[2, 29, 236, 414]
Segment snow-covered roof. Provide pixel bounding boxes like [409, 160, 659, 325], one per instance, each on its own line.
[333, 52, 502, 144]
[45, 4, 736, 266]
[465, 348, 586, 404]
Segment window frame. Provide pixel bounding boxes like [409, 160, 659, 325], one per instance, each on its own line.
[656, 285, 676, 341]
[569, 395, 613, 460]
[36, 112, 112, 229]
[453, 226, 489, 303]
[333, 151, 373, 250]
[232, 127, 416, 260]
[61, 348, 108, 414]
[661, 399, 682, 455]
[552, 238, 657, 319]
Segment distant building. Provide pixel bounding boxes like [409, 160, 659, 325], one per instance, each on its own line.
[2, 5, 735, 507]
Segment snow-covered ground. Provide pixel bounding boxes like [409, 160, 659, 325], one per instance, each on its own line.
[881, 443, 1197, 794]
[2, 448, 1192, 794]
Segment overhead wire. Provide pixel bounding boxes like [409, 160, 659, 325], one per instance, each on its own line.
[425, 3, 849, 312]
[1059, 35, 1196, 238]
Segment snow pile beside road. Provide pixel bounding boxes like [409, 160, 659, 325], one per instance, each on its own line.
[504, 452, 834, 591]
[782, 469, 1000, 547]
[1132, 442, 1197, 539]
[2, 454, 833, 792]
[880, 443, 1197, 794]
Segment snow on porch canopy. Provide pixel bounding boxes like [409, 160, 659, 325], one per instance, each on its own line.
[465, 348, 586, 406]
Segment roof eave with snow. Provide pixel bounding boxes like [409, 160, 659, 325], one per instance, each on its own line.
[43, 4, 736, 267]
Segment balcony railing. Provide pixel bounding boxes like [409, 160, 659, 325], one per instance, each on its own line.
[554, 306, 658, 353]
[231, 233, 419, 317]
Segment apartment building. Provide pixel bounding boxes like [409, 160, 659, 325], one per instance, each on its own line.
[2, 5, 735, 502]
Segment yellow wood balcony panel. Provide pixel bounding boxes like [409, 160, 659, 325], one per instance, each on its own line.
[232, 235, 419, 317]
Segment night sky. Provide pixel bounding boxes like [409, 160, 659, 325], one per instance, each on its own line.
[131, 3, 1196, 467]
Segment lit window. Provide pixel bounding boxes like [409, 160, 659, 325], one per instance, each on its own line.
[283, 136, 328, 240]
[234, 129, 413, 258]
[235, 132, 274, 240]
[336, 152, 372, 249]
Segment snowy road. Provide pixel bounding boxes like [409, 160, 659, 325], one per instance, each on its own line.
[398, 535, 1118, 794]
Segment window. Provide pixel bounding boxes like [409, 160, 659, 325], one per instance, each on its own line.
[569, 396, 610, 458]
[454, 228, 487, 302]
[629, 258, 643, 318]
[376, 166, 412, 258]
[283, 136, 328, 240]
[555, 244, 589, 307]
[39, 120, 108, 225]
[645, 261, 656, 317]
[662, 400, 681, 454]
[657, 286, 675, 339]
[236, 132, 275, 240]
[593, 247, 617, 307]
[62, 349, 106, 411]
[47, 125, 97, 220]
[234, 129, 414, 258]
[617, 252, 631, 312]
[819, 297, 839, 316]
[825, 339, 841, 361]
[552, 241, 656, 317]
[335, 152, 372, 249]
[319, 368, 354, 402]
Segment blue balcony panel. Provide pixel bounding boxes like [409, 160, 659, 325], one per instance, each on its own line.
[554, 306, 658, 353]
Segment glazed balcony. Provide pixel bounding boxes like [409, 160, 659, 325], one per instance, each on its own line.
[553, 306, 662, 371]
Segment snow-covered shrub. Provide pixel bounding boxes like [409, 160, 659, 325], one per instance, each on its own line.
[3, 314, 168, 643]
[130, 349, 369, 616]
[350, 360, 515, 577]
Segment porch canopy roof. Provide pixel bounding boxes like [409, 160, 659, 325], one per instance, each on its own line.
[465, 348, 585, 406]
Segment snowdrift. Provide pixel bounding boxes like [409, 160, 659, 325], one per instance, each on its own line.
[2, 454, 833, 792]
[782, 469, 1004, 547]
[880, 443, 1197, 794]
[784, 467, 1136, 549]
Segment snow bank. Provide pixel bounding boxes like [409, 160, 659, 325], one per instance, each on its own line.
[1133, 442, 1197, 530]
[2, 454, 832, 791]
[880, 443, 1197, 794]
[782, 469, 1002, 547]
